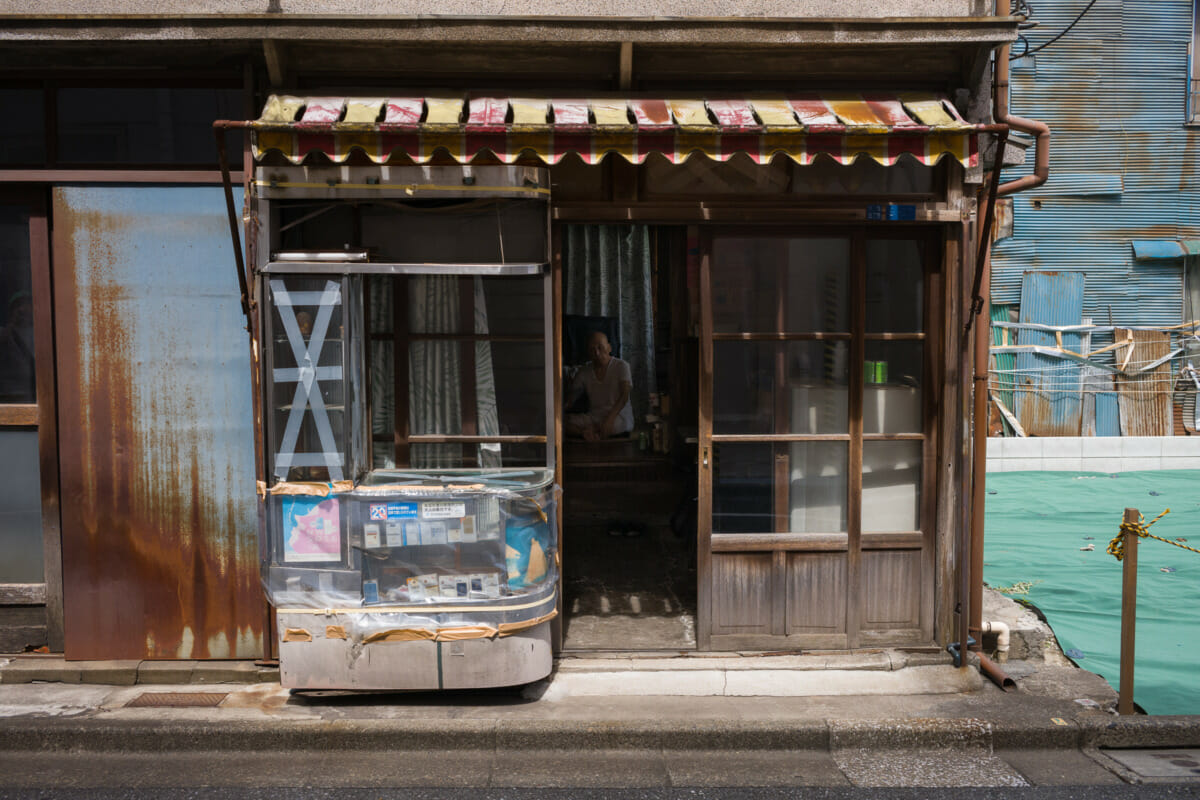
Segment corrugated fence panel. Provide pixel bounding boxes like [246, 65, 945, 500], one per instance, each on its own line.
[1026, 173, 1123, 196]
[53, 186, 263, 660]
[1121, 1, 1194, 36]
[990, 239, 1035, 305]
[1021, 0, 1122, 40]
[1014, 271, 1087, 436]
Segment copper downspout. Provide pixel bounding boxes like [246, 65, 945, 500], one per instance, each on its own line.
[965, 0, 1050, 690]
[994, 0, 1051, 197]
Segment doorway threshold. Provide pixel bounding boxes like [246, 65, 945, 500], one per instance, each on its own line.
[545, 649, 969, 698]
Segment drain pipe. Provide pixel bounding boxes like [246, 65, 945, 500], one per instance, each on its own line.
[979, 652, 1017, 690]
[981, 620, 1011, 662]
[993, 0, 1051, 198]
[966, 0, 1050, 691]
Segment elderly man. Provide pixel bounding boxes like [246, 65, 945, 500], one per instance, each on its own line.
[566, 331, 633, 441]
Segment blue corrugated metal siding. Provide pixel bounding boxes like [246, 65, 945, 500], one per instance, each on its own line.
[1096, 392, 1122, 436]
[993, 0, 1198, 421]
[1014, 272, 1086, 435]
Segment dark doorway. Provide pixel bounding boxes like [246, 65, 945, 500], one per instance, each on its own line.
[559, 225, 698, 651]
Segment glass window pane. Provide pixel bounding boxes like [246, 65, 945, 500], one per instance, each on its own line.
[370, 339, 394, 468]
[57, 88, 242, 164]
[0, 205, 36, 404]
[481, 277, 545, 336]
[713, 442, 847, 534]
[0, 430, 43, 582]
[411, 442, 546, 469]
[863, 341, 924, 434]
[409, 341, 545, 438]
[788, 441, 848, 533]
[863, 441, 922, 532]
[712, 237, 849, 333]
[359, 201, 547, 265]
[268, 276, 347, 482]
[714, 341, 848, 434]
[867, 239, 925, 333]
[491, 342, 546, 435]
[0, 90, 46, 165]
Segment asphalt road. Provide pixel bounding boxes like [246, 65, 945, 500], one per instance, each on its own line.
[2, 789, 1200, 800]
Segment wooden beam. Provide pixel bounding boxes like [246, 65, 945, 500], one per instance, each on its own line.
[0, 405, 38, 426]
[697, 226, 713, 651]
[263, 39, 287, 89]
[618, 41, 634, 90]
[0, 584, 46, 605]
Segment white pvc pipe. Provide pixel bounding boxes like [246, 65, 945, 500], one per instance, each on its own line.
[982, 620, 1011, 663]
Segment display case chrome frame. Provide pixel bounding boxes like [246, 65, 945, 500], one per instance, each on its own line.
[231, 152, 558, 690]
[250, 163, 556, 480]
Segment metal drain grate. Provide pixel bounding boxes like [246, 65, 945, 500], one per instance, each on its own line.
[125, 692, 227, 708]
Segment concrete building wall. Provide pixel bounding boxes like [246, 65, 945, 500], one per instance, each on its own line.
[0, 1, 993, 18]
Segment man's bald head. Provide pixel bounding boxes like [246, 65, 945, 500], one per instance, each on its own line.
[587, 331, 612, 366]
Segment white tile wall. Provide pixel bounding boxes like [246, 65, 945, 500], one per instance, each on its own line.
[1163, 457, 1200, 470]
[1042, 438, 1082, 458]
[1120, 457, 1164, 472]
[1005, 458, 1047, 472]
[986, 436, 1200, 473]
[1003, 438, 1044, 459]
[1161, 438, 1200, 457]
[1081, 437, 1120, 458]
[1120, 437, 1162, 458]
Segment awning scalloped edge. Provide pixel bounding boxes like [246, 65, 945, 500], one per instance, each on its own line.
[252, 130, 978, 169]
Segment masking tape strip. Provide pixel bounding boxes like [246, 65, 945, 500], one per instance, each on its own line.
[360, 610, 557, 644]
[273, 366, 343, 382]
[258, 480, 355, 497]
[280, 587, 556, 616]
[271, 278, 346, 482]
[271, 289, 345, 307]
[274, 453, 347, 468]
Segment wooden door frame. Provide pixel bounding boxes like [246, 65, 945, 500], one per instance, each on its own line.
[697, 223, 943, 652]
[0, 186, 64, 652]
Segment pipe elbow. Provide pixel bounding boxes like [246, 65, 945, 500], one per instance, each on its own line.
[982, 620, 1012, 662]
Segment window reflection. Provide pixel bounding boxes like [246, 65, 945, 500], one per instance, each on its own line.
[711, 237, 849, 333]
[0, 206, 35, 404]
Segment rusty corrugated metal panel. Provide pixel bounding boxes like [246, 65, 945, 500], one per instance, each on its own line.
[1115, 328, 1173, 436]
[1013, 271, 1086, 436]
[52, 186, 263, 660]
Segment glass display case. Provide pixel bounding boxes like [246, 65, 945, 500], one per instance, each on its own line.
[254, 166, 556, 690]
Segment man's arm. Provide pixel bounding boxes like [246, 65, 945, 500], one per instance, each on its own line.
[565, 367, 585, 405]
[600, 380, 631, 436]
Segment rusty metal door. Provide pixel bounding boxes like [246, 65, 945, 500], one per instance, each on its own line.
[53, 186, 264, 660]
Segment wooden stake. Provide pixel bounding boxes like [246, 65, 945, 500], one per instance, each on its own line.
[1118, 506, 1139, 716]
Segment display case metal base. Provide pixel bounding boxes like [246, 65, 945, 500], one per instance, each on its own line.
[276, 611, 553, 691]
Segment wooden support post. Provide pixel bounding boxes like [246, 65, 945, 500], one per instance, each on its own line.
[1118, 506, 1140, 716]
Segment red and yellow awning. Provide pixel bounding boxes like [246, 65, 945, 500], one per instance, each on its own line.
[252, 93, 981, 168]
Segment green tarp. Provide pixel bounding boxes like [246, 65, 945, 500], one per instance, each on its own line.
[985, 470, 1200, 715]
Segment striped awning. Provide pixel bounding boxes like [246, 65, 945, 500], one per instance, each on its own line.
[252, 93, 982, 169]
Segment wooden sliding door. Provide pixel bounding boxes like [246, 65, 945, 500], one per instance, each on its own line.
[698, 227, 937, 650]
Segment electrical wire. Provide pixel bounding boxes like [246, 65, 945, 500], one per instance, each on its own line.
[1010, 0, 1099, 60]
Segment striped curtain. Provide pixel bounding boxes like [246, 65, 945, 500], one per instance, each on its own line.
[563, 224, 657, 421]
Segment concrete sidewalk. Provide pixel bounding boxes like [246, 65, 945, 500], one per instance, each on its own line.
[1, 650, 1199, 788]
